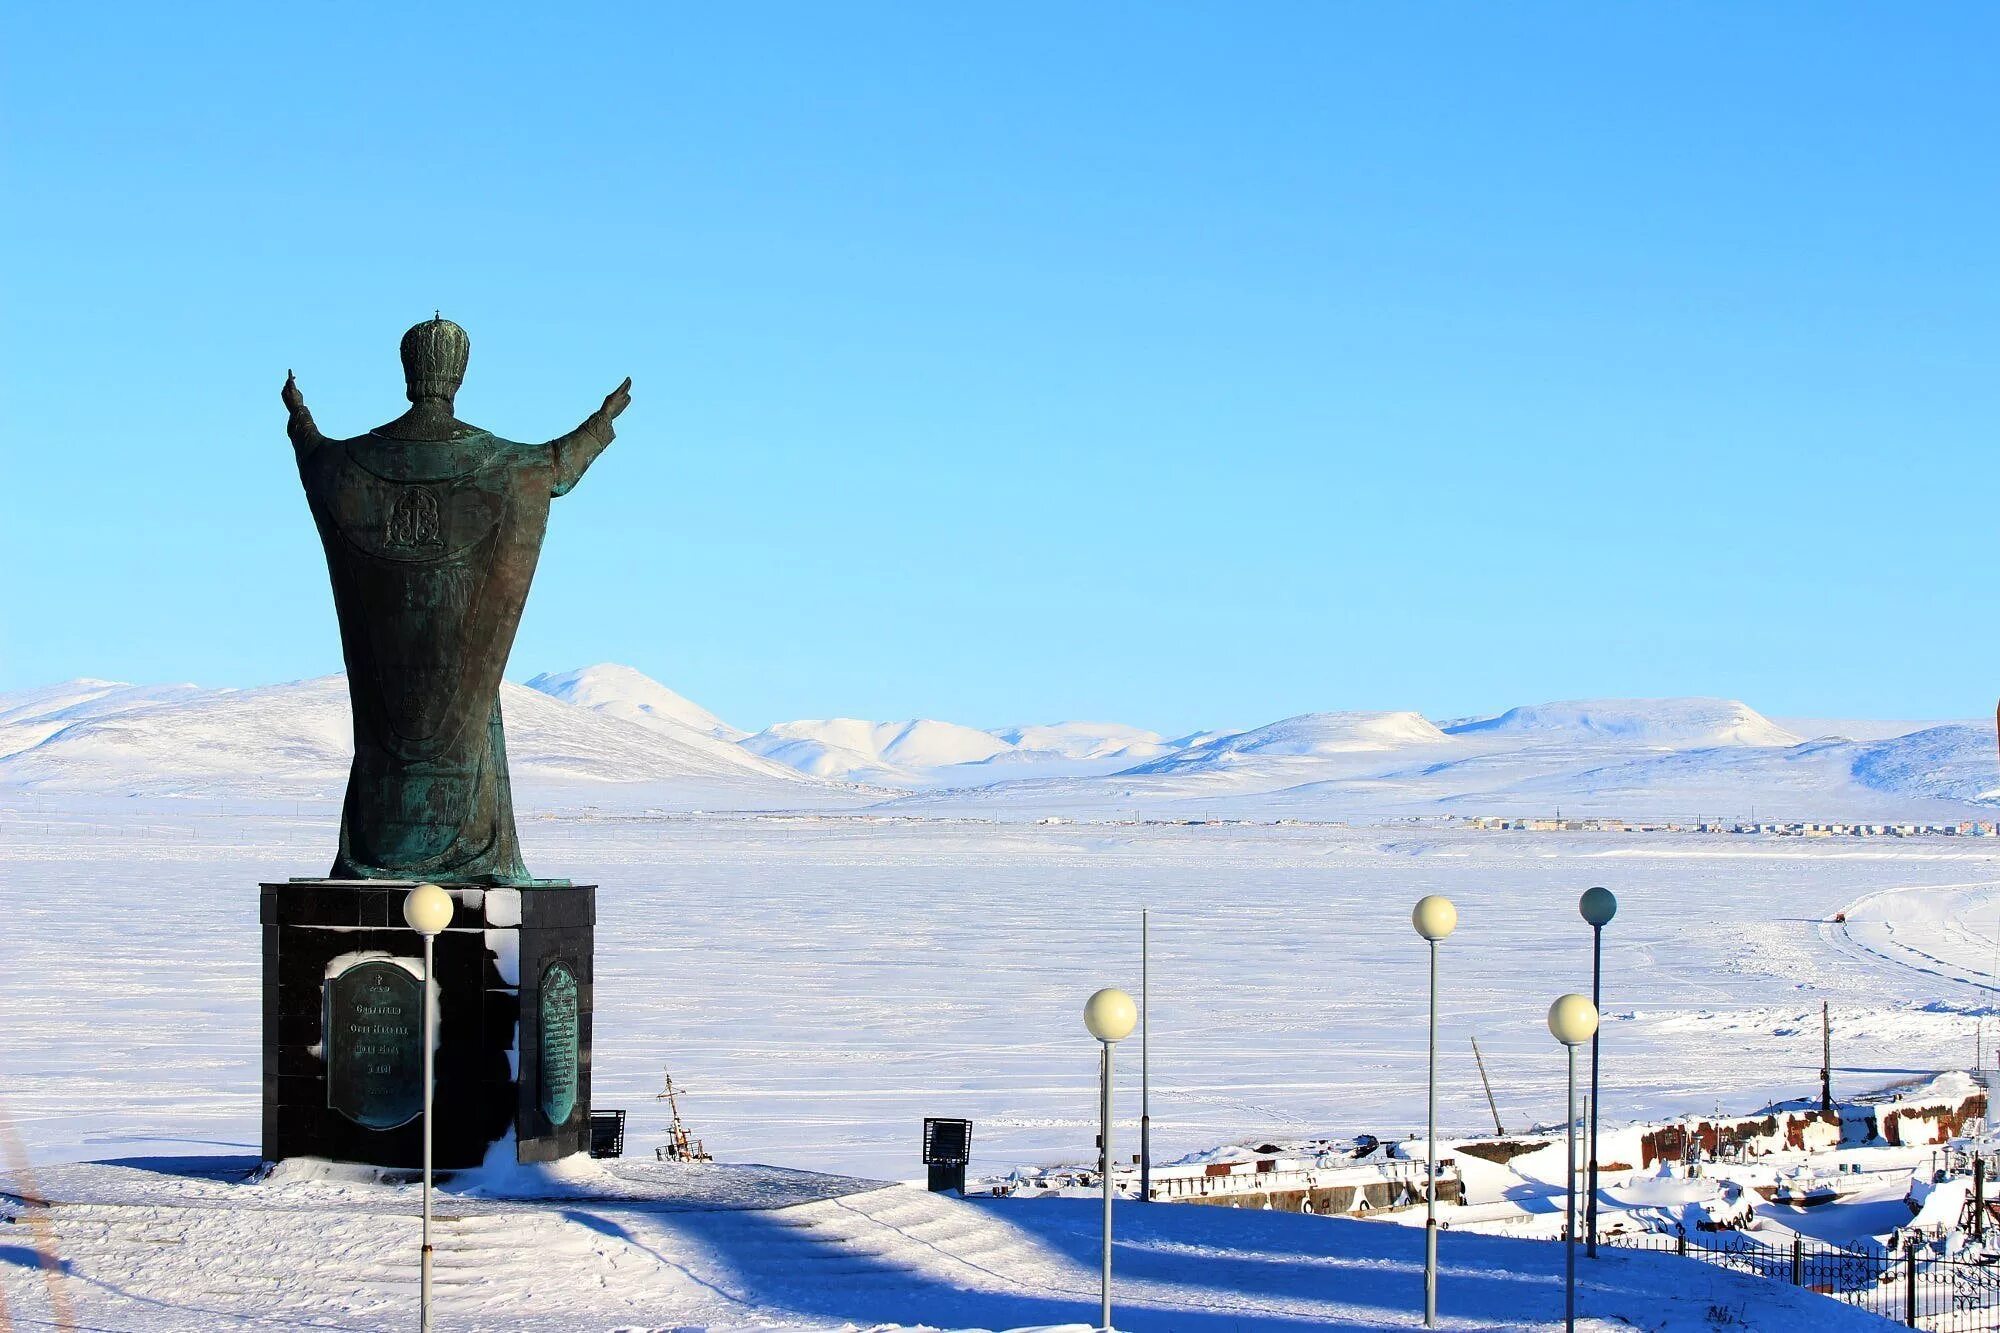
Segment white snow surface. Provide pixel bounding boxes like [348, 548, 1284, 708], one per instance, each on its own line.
[0, 1157, 1884, 1331]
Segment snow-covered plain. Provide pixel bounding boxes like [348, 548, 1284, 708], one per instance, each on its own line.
[5, 800, 1996, 1184]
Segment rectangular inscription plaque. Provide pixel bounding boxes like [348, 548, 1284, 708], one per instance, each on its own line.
[325, 959, 423, 1130]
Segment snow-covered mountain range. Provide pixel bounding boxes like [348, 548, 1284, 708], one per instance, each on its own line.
[0, 672, 858, 808]
[737, 716, 1177, 786]
[0, 664, 1990, 820]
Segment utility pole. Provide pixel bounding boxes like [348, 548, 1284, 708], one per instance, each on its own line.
[1470, 1036, 1505, 1135]
[1820, 1001, 1833, 1117]
[1982, 919, 2000, 1073]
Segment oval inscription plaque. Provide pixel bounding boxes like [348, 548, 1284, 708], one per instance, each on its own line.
[539, 962, 579, 1127]
[325, 959, 423, 1129]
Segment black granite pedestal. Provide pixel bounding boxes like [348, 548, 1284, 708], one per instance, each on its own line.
[260, 880, 594, 1169]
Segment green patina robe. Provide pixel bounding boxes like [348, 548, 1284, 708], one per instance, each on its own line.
[291, 414, 611, 885]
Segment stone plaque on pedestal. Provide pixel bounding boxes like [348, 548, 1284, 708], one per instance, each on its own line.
[261, 879, 594, 1169]
[538, 963, 580, 1127]
[324, 960, 423, 1129]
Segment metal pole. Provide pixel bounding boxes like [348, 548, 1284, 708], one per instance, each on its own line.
[1425, 937, 1439, 1328]
[1587, 923, 1602, 1258]
[1100, 1041, 1114, 1332]
[1566, 1043, 1578, 1333]
[421, 932, 435, 1333]
[1140, 908, 1151, 1204]
[1977, 1155, 1987, 1242]
[1471, 1035, 1505, 1135]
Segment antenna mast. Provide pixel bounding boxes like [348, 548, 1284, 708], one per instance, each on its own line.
[1470, 1035, 1506, 1135]
[655, 1068, 712, 1163]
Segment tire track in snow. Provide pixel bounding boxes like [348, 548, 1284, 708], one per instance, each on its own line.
[1829, 879, 2000, 998]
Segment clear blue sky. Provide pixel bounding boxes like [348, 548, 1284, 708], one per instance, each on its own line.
[3, 3, 1994, 735]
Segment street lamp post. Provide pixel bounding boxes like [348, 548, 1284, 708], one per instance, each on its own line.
[1548, 993, 1601, 1333]
[1578, 886, 1616, 1259]
[403, 882, 454, 1333]
[1084, 987, 1137, 1332]
[1411, 894, 1457, 1328]
[1140, 909, 1152, 1205]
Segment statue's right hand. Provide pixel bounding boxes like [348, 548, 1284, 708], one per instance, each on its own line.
[282, 370, 306, 414]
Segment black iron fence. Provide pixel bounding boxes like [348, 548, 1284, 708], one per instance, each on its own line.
[1603, 1228, 2000, 1331]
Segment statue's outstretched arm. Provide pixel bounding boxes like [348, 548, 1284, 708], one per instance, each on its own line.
[550, 376, 632, 497]
[282, 371, 325, 455]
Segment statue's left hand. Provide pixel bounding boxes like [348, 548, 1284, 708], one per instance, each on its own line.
[600, 376, 633, 422]
[282, 370, 306, 414]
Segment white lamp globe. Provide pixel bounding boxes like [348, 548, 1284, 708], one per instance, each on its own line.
[1579, 886, 1618, 927]
[1084, 987, 1138, 1044]
[403, 882, 454, 936]
[1547, 993, 1599, 1046]
[1411, 895, 1457, 942]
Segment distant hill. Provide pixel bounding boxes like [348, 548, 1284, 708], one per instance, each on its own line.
[1776, 716, 1971, 743]
[739, 718, 1010, 785]
[1850, 723, 2000, 805]
[0, 679, 208, 757]
[988, 722, 1170, 760]
[739, 716, 1181, 786]
[1444, 698, 1802, 748]
[0, 674, 860, 810]
[1131, 711, 1450, 771]
[526, 663, 748, 741]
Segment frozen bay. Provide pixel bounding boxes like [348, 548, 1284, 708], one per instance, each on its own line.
[3, 797, 1996, 1182]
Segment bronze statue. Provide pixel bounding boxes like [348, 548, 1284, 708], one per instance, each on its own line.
[284, 317, 631, 885]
